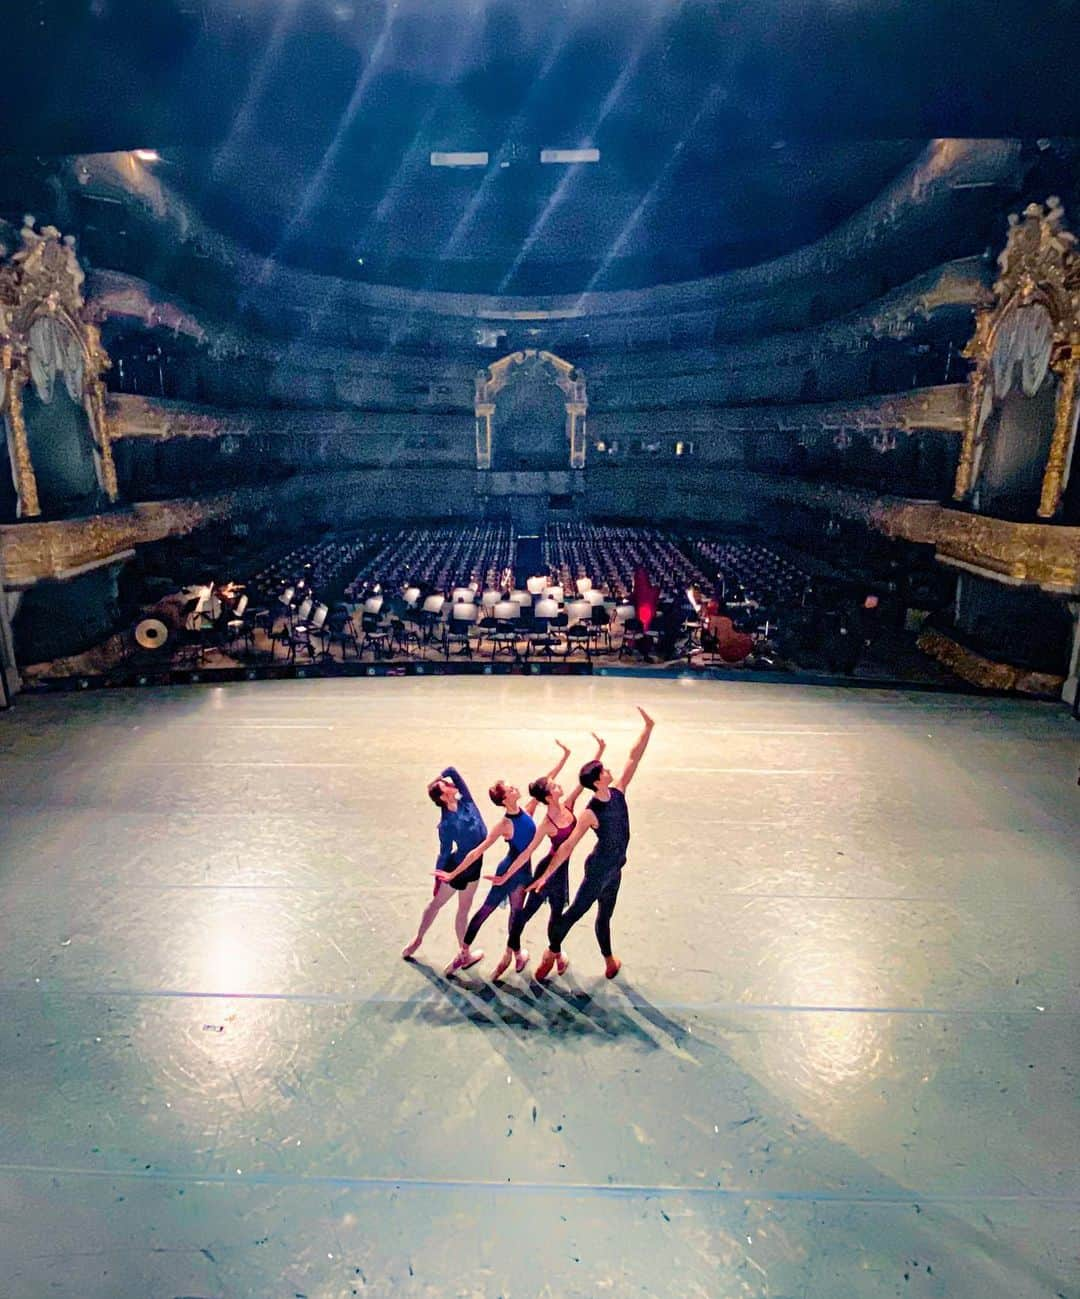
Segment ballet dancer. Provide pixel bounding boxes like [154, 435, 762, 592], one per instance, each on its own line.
[532, 706, 655, 982]
[436, 741, 570, 975]
[401, 766, 487, 962]
[483, 733, 607, 981]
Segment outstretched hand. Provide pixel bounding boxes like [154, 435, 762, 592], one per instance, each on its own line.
[637, 706, 655, 727]
[433, 870, 452, 883]
[524, 879, 543, 894]
[483, 872, 506, 884]
[555, 739, 570, 755]
[591, 731, 606, 752]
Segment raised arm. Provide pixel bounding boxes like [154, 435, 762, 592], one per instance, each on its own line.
[485, 817, 549, 886]
[525, 740, 571, 815]
[616, 707, 655, 791]
[566, 732, 605, 810]
[435, 818, 507, 883]
[440, 765, 475, 806]
[525, 808, 596, 893]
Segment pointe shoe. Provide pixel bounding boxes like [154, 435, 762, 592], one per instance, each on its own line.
[604, 956, 622, 980]
[491, 950, 514, 981]
[533, 950, 557, 982]
[514, 948, 530, 974]
[459, 948, 484, 971]
[402, 939, 421, 960]
[555, 954, 569, 976]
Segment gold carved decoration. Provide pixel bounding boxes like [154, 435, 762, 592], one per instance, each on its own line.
[954, 197, 1080, 515]
[917, 628, 1064, 696]
[0, 495, 235, 586]
[475, 349, 588, 470]
[1, 352, 41, 517]
[0, 219, 120, 516]
[718, 473, 1080, 594]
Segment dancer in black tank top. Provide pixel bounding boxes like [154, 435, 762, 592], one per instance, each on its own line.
[532, 707, 655, 982]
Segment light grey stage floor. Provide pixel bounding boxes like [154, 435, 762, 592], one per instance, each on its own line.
[0, 677, 1077, 1299]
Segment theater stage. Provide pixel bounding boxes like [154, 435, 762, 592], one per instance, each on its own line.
[0, 677, 1076, 1299]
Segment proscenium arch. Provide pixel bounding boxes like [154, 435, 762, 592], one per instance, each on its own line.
[474, 349, 587, 470]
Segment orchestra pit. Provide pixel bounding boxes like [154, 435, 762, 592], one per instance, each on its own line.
[0, 4, 1077, 1298]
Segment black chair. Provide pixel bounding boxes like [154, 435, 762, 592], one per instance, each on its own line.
[321, 606, 360, 661]
[360, 611, 391, 659]
[565, 623, 592, 660]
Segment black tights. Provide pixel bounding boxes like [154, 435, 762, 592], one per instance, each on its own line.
[507, 886, 565, 953]
[547, 871, 622, 958]
[463, 885, 526, 949]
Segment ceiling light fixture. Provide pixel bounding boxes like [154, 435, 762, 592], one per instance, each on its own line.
[430, 152, 489, 168]
[540, 148, 599, 164]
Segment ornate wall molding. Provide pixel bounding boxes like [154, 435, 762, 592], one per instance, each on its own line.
[474, 350, 587, 469]
[0, 219, 120, 515]
[917, 627, 1065, 695]
[953, 197, 1080, 516]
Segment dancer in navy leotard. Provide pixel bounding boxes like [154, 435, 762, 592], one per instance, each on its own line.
[436, 741, 570, 975]
[491, 733, 607, 980]
[532, 708, 655, 982]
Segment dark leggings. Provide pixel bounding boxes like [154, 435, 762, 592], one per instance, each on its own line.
[547, 870, 622, 957]
[508, 884, 566, 953]
[463, 884, 527, 949]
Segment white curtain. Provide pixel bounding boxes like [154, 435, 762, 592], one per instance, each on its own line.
[989, 303, 1054, 399]
[28, 316, 84, 404]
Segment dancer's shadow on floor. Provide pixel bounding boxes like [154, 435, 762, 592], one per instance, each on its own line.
[401, 957, 688, 1053]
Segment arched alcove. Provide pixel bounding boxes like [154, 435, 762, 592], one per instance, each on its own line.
[474, 349, 587, 471]
[20, 315, 104, 516]
[969, 301, 1060, 519]
[490, 353, 570, 471]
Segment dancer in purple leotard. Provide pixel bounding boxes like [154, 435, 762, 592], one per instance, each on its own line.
[486, 733, 607, 981]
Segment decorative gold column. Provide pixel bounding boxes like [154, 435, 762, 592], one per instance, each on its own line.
[86, 375, 120, 502]
[475, 403, 494, 470]
[1037, 353, 1080, 518]
[953, 362, 987, 501]
[3, 365, 41, 518]
[566, 401, 587, 469]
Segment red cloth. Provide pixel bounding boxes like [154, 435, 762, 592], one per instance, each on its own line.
[633, 567, 659, 631]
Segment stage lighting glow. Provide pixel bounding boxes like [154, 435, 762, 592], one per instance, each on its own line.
[133, 149, 160, 163]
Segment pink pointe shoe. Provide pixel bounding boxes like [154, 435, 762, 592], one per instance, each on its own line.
[555, 954, 569, 976]
[401, 939, 421, 960]
[514, 949, 530, 974]
[604, 956, 622, 980]
[446, 948, 485, 975]
[533, 950, 557, 982]
[491, 950, 514, 981]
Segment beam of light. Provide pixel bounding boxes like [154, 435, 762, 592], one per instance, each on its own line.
[568, 84, 723, 309]
[238, 2, 399, 311]
[494, 10, 667, 296]
[292, 2, 487, 349]
[210, 0, 303, 184]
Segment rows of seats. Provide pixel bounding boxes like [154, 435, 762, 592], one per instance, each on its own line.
[543, 523, 709, 601]
[248, 532, 389, 608]
[687, 538, 810, 608]
[344, 523, 515, 599]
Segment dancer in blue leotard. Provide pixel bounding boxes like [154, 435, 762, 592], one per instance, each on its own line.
[436, 741, 570, 975]
[402, 766, 487, 962]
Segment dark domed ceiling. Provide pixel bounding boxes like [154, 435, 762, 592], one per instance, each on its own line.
[2, 0, 1079, 296]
